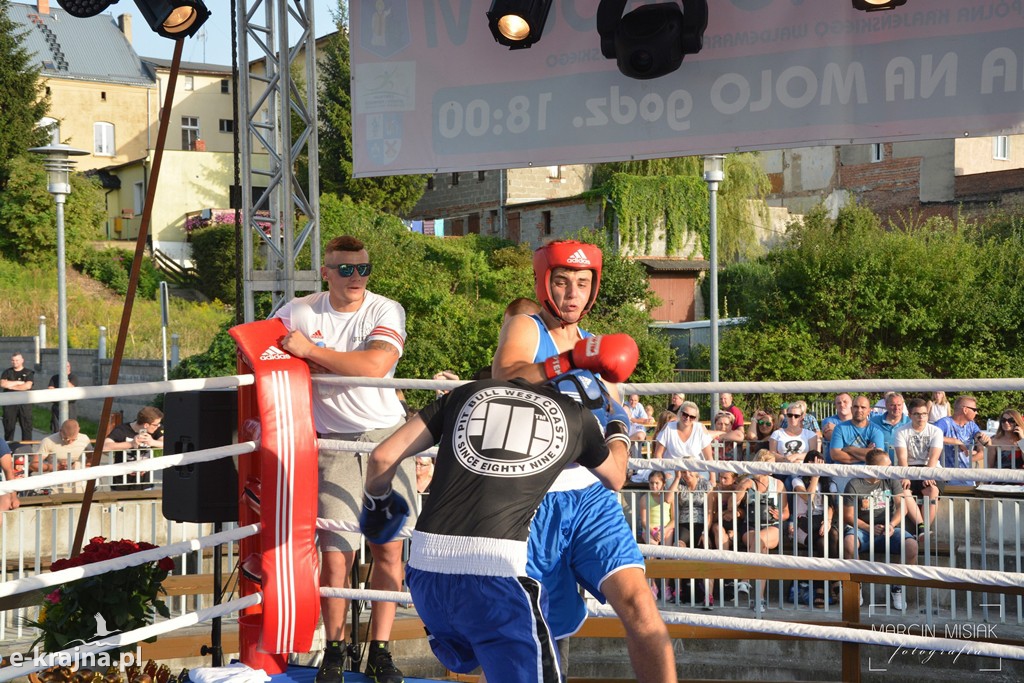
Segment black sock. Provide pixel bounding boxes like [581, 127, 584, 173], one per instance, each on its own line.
[369, 640, 388, 653]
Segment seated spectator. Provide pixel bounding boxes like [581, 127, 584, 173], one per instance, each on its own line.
[745, 409, 776, 454]
[769, 401, 819, 464]
[104, 407, 164, 491]
[928, 391, 950, 424]
[674, 468, 713, 548]
[894, 398, 944, 535]
[720, 392, 744, 430]
[707, 470, 744, 550]
[414, 456, 434, 494]
[778, 402, 822, 442]
[736, 449, 789, 611]
[870, 392, 909, 458]
[843, 449, 919, 610]
[821, 393, 853, 449]
[987, 409, 1024, 470]
[710, 411, 745, 461]
[829, 395, 884, 465]
[664, 392, 685, 415]
[0, 435, 18, 512]
[34, 420, 92, 493]
[787, 450, 839, 607]
[626, 393, 654, 439]
[652, 401, 715, 490]
[639, 470, 675, 546]
[934, 395, 989, 486]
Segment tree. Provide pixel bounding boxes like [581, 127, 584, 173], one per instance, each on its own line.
[0, 0, 50, 190]
[318, 4, 427, 215]
[0, 155, 104, 266]
[594, 153, 769, 262]
[715, 203, 1024, 414]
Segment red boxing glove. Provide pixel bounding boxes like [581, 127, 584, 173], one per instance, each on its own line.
[544, 333, 639, 384]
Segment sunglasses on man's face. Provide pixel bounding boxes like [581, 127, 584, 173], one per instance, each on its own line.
[329, 262, 372, 277]
[786, 413, 803, 419]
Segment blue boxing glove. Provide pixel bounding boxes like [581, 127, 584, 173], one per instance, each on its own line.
[596, 398, 632, 448]
[359, 487, 410, 545]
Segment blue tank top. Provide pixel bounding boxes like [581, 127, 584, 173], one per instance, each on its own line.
[527, 313, 591, 363]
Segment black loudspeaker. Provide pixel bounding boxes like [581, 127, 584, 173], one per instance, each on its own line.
[162, 389, 239, 523]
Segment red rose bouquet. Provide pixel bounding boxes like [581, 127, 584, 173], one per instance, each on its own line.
[28, 537, 175, 653]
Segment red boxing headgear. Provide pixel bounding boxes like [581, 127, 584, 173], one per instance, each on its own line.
[533, 241, 603, 324]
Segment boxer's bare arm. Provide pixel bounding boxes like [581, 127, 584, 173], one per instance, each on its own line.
[491, 314, 546, 382]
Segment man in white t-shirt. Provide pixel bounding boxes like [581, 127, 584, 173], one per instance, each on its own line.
[276, 235, 410, 683]
[37, 419, 91, 493]
[894, 398, 944, 534]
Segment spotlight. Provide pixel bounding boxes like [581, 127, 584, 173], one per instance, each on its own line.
[56, 0, 117, 18]
[487, 0, 553, 50]
[597, 0, 708, 80]
[853, 0, 907, 10]
[134, 0, 211, 39]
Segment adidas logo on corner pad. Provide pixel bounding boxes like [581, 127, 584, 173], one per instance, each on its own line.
[565, 249, 591, 266]
[260, 345, 291, 361]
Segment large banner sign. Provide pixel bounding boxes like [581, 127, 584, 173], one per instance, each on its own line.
[350, 0, 1024, 177]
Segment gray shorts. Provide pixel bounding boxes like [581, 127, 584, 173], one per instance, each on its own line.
[317, 420, 418, 552]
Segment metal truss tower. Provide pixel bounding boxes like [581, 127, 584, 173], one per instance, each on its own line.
[237, 0, 322, 321]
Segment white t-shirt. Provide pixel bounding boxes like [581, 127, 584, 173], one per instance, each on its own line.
[769, 428, 816, 458]
[656, 422, 713, 460]
[894, 422, 944, 466]
[273, 290, 406, 433]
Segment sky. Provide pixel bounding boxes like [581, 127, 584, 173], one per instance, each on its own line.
[127, 1, 340, 67]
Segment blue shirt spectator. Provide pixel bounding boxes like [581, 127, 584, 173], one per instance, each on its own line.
[870, 393, 910, 457]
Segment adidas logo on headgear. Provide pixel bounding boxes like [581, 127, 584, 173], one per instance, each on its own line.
[565, 249, 591, 266]
[259, 345, 291, 361]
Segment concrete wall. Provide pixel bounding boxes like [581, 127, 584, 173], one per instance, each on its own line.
[0, 336, 164, 435]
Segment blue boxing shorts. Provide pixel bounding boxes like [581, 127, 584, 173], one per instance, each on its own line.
[406, 568, 561, 683]
[527, 481, 646, 639]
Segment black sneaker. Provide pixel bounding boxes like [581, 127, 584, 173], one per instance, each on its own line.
[365, 642, 404, 683]
[315, 657, 344, 683]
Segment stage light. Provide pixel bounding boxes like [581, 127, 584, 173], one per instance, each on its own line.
[56, 0, 117, 17]
[487, 0, 553, 50]
[134, 0, 211, 39]
[597, 0, 708, 80]
[853, 0, 907, 11]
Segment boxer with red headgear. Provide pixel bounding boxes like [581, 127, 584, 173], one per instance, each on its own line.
[490, 241, 675, 683]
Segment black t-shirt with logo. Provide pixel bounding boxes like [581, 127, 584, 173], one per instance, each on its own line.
[1, 367, 34, 391]
[415, 378, 609, 541]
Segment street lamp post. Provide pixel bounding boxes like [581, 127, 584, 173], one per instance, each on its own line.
[703, 154, 726, 416]
[29, 139, 88, 426]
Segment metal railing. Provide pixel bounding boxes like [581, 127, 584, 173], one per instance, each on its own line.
[624, 486, 1024, 624]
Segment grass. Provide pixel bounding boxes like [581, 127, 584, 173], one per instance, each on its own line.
[0, 257, 231, 360]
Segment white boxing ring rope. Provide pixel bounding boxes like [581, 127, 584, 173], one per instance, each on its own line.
[2, 374, 1024, 675]
[0, 442, 258, 496]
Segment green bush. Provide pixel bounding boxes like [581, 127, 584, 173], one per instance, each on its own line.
[190, 224, 239, 304]
[75, 248, 161, 299]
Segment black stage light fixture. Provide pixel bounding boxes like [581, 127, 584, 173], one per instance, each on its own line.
[56, 0, 117, 17]
[135, 0, 211, 39]
[853, 0, 907, 10]
[487, 0, 553, 50]
[597, 0, 708, 80]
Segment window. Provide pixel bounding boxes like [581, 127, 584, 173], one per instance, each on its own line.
[451, 172, 460, 186]
[468, 214, 480, 235]
[184, 76, 194, 91]
[547, 165, 561, 179]
[101, 91, 107, 101]
[994, 135, 1009, 160]
[93, 122, 115, 156]
[426, 176, 434, 190]
[870, 143, 884, 163]
[133, 182, 145, 215]
[542, 210, 552, 236]
[477, 170, 486, 182]
[219, 119, 234, 133]
[182, 116, 200, 150]
[221, 79, 230, 94]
